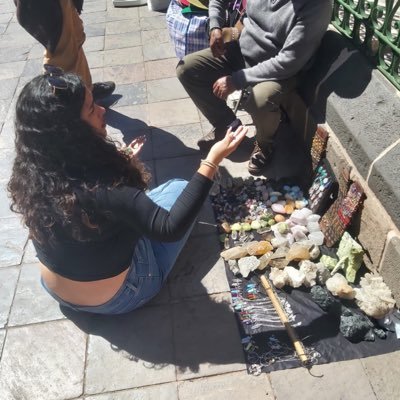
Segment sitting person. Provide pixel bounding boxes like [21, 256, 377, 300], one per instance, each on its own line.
[8, 72, 247, 314]
[177, 0, 333, 175]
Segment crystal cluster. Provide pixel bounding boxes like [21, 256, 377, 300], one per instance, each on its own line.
[355, 274, 396, 319]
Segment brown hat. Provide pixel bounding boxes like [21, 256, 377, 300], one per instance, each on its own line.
[188, 0, 209, 10]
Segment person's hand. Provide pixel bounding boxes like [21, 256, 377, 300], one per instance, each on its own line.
[207, 125, 248, 165]
[128, 135, 146, 156]
[122, 135, 146, 158]
[210, 28, 225, 57]
[212, 76, 236, 100]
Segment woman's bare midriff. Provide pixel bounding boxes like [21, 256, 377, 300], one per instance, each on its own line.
[40, 263, 130, 306]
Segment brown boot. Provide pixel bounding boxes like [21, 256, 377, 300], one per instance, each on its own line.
[247, 141, 274, 176]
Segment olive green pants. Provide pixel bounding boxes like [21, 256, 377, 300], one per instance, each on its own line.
[177, 43, 296, 149]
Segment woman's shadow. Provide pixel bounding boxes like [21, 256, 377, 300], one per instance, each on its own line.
[61, 109, 246, 376]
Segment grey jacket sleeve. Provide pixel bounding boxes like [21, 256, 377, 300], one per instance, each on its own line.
[232, 1, 333, 87]
[208, 0, 230, 30]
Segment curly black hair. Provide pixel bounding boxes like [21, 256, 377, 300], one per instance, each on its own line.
[8, 73, 150, 243]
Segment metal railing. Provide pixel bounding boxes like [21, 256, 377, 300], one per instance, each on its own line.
[331, 0, 400, 90]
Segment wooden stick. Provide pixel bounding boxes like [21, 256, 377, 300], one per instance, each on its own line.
[260, 274, 309, 365]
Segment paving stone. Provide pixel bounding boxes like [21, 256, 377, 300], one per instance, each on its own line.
[82, 10, 107, 25]
[141, 29, 170, 45]
[0, 119, 15, 149]
[379, 232, 400, 303]
[84, 1, 107, 13]
[85, 305, 176, 394]
[138, 5, 166, 18]
[0, 267, 19, 328]
[106, 64, 149, 87]
[0, 320, 86, 400]
[0, 216, 28, 268]
[113, 82, 147, 107]
[147, 98, 199, 127]
[84, 36, 105, 53]
[0, 23, 6, 35]
[105, 31, 142, 50]
[22, 239, 38, 264]
[8, 263, 65, 326]
[4, 22, 24, 35]
[0, 13, 12, 24]
[362, 351, 400, 400]
[0, 78, 18, 100]
[107, 104, 149, 129]
[151, 123, 201, 158]
[106, 6, 140, 22]
[178, 371, 274, 400]
[0, 32, 35, 48]
[0, 180, 15, 219]
[0, 329, 5, 355]
[87, 382, 178, 400]
[168, 234, 229, 299]
[0, 60, 25, 80]
[140, 16, 168, 31]
[86, 51, 105, 69]
[85, 23, 106, 38]
[0, 99, 8, 123]
[143, 42, 175, 61]
[104, 46, 143, 66]
[270, 359, 376, 400]
[21, 57, 42, 77]
[144, 58, 177, 80]
[173, 293, 245, 380]
[28, 42, 44, 59]
[106, 20, 141, 35]
[147, 77, 187, 103]
[0, 146, 14, 179]
[0, 46, 29, 63]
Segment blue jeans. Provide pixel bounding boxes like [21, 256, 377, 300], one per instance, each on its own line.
[42, 179, 192, 314]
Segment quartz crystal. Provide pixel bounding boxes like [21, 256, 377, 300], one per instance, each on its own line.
[238, 256, 260, 278]
[326, 273, 355, 299]
[220, 246, 248, 260]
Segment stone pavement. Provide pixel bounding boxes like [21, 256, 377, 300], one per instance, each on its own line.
[0, 0, 399, 399]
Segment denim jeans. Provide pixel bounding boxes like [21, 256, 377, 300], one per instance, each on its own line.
[42, 179, 192, 314]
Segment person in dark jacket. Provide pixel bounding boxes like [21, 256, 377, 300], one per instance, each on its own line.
[14, 0, 115, 100]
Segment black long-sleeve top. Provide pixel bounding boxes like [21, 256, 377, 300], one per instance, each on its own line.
[33, 173, 213, 281]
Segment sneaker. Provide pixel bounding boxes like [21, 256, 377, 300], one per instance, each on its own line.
[247, 141, 273, 176]
[92, 81, 116, 101]
[197, 119, 242, 151]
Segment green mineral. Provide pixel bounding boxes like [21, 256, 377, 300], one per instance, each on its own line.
[268, 219, 276, 226]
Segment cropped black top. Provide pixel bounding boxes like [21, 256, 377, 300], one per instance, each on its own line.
[33, 173, 213, 281]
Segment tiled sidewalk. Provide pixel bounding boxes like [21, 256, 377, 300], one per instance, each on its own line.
[0, 1, 399, 399]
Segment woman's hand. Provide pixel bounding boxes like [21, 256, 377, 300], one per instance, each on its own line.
[207, 125, 248, 165]
[127, 135, 146, 156]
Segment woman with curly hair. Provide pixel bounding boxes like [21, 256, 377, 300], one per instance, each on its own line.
[8, 71, 247, 314]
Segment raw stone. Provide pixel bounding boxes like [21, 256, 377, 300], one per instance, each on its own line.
[310, 285, 341, 314]
[326, 273, 356, 299]
[238, 256, 260, 278]
[220, 246, 248, 260]
[340, 307, 375, 343]
[246, 240, 273, 256]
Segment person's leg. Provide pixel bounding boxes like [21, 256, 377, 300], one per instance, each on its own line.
[177, 43, 245, 131]
[146, 179, 195, 278]
[44, 0, 92, 87]
[243, 77, 297, 174]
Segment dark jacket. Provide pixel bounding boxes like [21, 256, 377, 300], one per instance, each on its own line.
[14, 0, 84, 53]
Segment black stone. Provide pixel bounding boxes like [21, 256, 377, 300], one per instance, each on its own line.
[340, 307, 375, 343]
[310, 285, 341, 315]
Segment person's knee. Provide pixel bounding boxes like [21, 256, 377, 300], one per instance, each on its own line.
[245, 83, 286, 114]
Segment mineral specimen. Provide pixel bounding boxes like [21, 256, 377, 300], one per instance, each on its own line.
[246, 240, 273, 256]
[340, 307, 375, 343]
[238, 256, 260, 278]
[309, 245, 321, 260]
[285, 266, 306, 288]
[299, 260, 318, 287]
[220, 246, 248, 260]
[285, 243, 310, 262]
[228, 259, 240, 275]
[316, 262, 331, 285]
[326, 273, 355, 299]
[355, 273, 396, 319]
[331, 232, 364, 283]
[270, 267, 289, 288]
[257, 251, 273, 270]
[320, 255, 338, 270]
[310, 285, 341, 313]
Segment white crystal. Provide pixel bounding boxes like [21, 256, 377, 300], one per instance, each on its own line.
[238, 256, 260, 278]
[308, 231, 325, 246]
[285, 266, 306, 288]
[299, 260, 318, 287]
[270, 267, 289, 289]
[326, 273, 355, 299]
